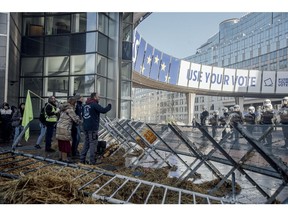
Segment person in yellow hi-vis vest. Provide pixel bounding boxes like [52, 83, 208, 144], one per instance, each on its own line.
[44, 96, 60, 152]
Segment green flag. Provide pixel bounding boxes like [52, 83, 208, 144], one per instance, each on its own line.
[22, 90, 33, 141]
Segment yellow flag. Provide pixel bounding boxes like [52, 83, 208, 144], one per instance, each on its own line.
[22, 91, 33, 141]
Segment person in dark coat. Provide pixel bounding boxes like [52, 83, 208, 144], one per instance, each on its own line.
[71, 94, 83, 158]
[80, 92, 111, 165]
[0, 102, 13, 143]
[11, 103, 25, 147]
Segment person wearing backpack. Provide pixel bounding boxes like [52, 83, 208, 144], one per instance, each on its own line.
[34, 104, 47, 149]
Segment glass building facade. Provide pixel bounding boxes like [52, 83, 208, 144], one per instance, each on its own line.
[185, 12, 288, 118]
[0, 12, 141, 130]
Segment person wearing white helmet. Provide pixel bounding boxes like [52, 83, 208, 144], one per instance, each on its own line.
[229, 104, 244, 147]
[208, 110, 219, 138]
[200, 106, 209, 138]
[278, 96, 288, 149]
[244, 106, 256, 135]
[219, 107, 230, 139]
[259, 101, 276, 149]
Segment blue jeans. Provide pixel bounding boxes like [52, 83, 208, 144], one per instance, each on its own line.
[80, 130, 98, 164]
[13, 125, 24, 144]
[36, 123, 47, 145]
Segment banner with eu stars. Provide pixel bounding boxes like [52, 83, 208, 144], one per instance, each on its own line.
[142, 43, 153, 77]
[150, 48, 162, 80]
[159, 53, 171, 83]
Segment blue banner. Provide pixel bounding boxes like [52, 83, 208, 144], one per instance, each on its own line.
[150, 49, 162, 80]
[169, 57, 180, 85]
[134, 38, 146, 73]
[159, 53, 171, 83]
[142, 44, 153, 77]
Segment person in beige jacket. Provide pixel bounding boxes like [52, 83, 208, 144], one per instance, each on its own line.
[56, 97, 82, 162]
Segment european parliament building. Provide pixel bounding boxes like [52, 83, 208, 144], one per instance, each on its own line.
[0, 12, 148, 130]
[132, 12, 288, 123]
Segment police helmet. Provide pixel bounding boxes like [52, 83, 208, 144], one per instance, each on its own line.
[213, 110, 219, 115]
[263, 99, 271, 106]
[229, 106, 234, 112]
[248, 106, 255, 114]
[234, 104, 240, 112]
[263, 103, 273, 112]
[222, 107, 228, 113]
[282, 96, 288, 106]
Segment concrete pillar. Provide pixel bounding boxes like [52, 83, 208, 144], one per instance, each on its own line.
[186, 92, 196, 125]
[235, 97, 244, 111]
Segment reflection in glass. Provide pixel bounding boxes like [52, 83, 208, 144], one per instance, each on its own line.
[44, 56, 69, 76]
[98, 33, 108, 56]
[107, 79, 115, 98]
[45, 15, 71, 35]
[22, 37, 44, 56]
[21, 57, 43, 76]
[21, 77, 42, 97]
[121, 81, 131, 99]
[71, 75, 95, 95]
[23, 16, 44, 36]
[121, 100, 131, 119]
[71, 54, 95, 75]
[96, 54, 107, 76]
[45, 77, 69, 97]
[121, 62, 132, 79]
[45, 35, 70, 55]
[96, 76, 107, 97]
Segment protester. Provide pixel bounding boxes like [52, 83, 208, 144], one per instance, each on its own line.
[200, 106, 209, 138]
[56, 97, 82, 163]
[0, 102, 13, 143]
[219, 107, 229, 140]
[80, 92, 111, 165]
[11, 103, 25, 147]
[71, 93, 83, 158]
[229, 104, 243, 147]
[34, 104, 47, 149]
[44, 96, 60, 152]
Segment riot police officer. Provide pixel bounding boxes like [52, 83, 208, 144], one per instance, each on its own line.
[200, 106, 209, 138]
[278, 97, 288, 149]
[244, 106, 256, 135]
[219, 107, 229, 139]
[209, 110, 219, 138]
[259, 102, 276, 148]
[229, 104, 244, 146]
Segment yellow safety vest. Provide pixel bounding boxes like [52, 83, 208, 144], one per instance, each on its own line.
[45, 105, 58, 123]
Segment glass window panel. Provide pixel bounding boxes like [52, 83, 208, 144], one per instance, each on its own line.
[23, 17, 44, 36]
[86, 13, 97, 31]
[107, 78, 115, 98]
[70, 75, 95, 96]
[86, 32, 97, 52]
[123, 13, 133, 23]
[21, 77, 42, 97]
[71, 54, 95, 75]
[121, 81, 131, 99]
[45, 35, 70, 55]
[96, 76, 107, 97]
[0, 24, 7, 34]
[0, 57, 5, 69]
[120, 100, 131, 119]
[121, 62, 131, 79]
[44, 56, 69, 76]
[21, 37, 43, 56]
[72, 13, 86, 33]
[21, 57, 43, 76]
[71, 32, 97, 54]
[45, 15, 71, 35]
[98, 13, 108, 35]
[108, 59, 116, 79]
[98, 33, 108, 56]
[96, 54, 107, 76]
[123, 22, 133, 42]
[106, 99, 116, 119]
[122, 41, 132, 60]
[45, 76, 69, 97]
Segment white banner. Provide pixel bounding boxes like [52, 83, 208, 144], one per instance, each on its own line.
[222, 68, 236, 92]
[247, 70, 261, 93]
[234, 69, 249, 93]
[178, 61, 190, 87]
[276, 71, 288, 93]
[199, 65, 212, 90]
[187, 63, 201, 88]
[210, 66, 224, 91]
[262, 71, 276, 94]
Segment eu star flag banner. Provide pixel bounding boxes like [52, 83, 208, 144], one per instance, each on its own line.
[22, 91, 33, 141]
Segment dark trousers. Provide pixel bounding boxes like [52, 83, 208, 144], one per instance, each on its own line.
[282, 124, 288, 146]
[45, 122, 56, 150]
[80, 130, 98, 164]
[71, 125, 81, 156]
